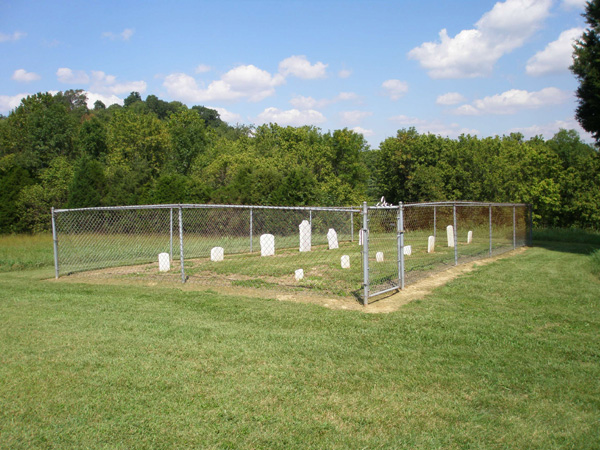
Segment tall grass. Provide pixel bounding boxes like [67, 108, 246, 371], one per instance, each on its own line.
[0, 234, 54, 272]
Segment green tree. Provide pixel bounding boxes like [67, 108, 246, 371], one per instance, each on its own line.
[571, 1, 600, 142]
[167, 109, 208, 175]
[67, 156, 106, 208]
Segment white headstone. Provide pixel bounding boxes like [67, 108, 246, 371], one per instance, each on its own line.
[447, 225, 455, 247]
[327, 228, 339, 250]
[427, 236, 435, 253]
[467, 230, 473, 244]
[260, 234, 275, 256]
[341, 255, 350, 269]
[294, 269, 304, 281]
[299, 220, 311, 252]
[359, 229, 364, 246]
[376, 251, 384, 262]
[403, 245, 412, 256]
[158, 252, 170, 272]
[211, 247, 224, 262]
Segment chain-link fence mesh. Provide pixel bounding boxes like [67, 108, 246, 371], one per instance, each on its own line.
[52, 202, 531, 304]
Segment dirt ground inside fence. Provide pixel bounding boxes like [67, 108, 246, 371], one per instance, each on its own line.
[52, 247, 527, 314]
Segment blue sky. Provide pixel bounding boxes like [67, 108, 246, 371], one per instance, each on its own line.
[0, 0, 591, 148]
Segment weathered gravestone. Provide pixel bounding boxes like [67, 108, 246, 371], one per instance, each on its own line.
[447, 225, 455, 247]
[299, 220, 311, 252]
[260, 234, 275, 256]
[428, 236, 435, 253]
[376, 251, 384, 262]
[403, 245, 412, 256]
[158, 252, 170, 272]
[467, 230, 473, 244]
[295, 269, 304, 281]
[327, 228, 339, 250]
[211, 247, 224, 262]
[341, 255, 350, 269]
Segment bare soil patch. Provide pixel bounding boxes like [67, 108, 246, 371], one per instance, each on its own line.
[51, 248, 527, 313]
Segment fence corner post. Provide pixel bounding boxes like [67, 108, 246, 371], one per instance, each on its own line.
[397, 203, 405, 290]
[51, 207, 59, 279]
[362, 201, 369, 305]
[453, 202, 458, 266]
[179, 206, 185, 283]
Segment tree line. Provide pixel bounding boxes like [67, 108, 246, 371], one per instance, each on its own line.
[0, 90, 598, 233]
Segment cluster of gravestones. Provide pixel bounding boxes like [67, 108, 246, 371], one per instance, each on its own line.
[157, 224, 474, 276]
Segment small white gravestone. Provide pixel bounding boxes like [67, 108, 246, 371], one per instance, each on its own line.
[260, 234, 275, 256]
[295, 269, 304, 281]
[211, 247, 224, 262]
[376, 251, 384, 262]
[299, 220, 311, 252]
[158, 252, 170, 272]
[428, 236, 435, 253]
[467, 230, 473, 244]
[403, 245, 412, 256]
[447, 225, 455, 247]
[358, 229, 364, 246]
[341, 255, 350, 269]
[327, 228, 339, 250]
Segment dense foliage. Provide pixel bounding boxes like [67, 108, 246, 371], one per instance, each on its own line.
[0, 90, 598, 233]
[572, 0, 600, 143]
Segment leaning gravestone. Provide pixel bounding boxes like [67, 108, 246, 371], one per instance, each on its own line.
[447, 225, 455, 247]
[327, 228, 339, 250]
[299, 220, 311, 252]
[211, 247, 224, 262]
[341, 255, 350, 269]
[467, 230, 473, 244]
[158, 252, 170, 272]
[403, 245, 412, 256]
[376, 251, 384, 262]
[428, 236, 435, 253]
[260, 234, 275, 256]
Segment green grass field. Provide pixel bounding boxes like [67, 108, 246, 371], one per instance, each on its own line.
[1, 230, 599, 449]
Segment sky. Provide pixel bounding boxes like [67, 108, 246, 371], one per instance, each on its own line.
[0, 0, 592, 148]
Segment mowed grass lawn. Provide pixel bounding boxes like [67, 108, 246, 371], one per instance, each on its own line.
[0, 231, 599, 449]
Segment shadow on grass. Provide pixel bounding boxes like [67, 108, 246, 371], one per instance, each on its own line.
[533, 227, 600, 255]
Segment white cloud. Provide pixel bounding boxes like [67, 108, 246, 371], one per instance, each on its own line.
[452, 87, 569, 115]
[290, 92, 358, 109]
[57, 67, 90, 84]
[561, 0, 587, 9]
[12, 69, 41, 83]
[526, 27, 583, 76]
[0, 93, 29, 113]
[195, 64, 211, 74]
[164, 64, 284, 103]
[436, 92, 467, 106]
[382, 79, 408, 100]
[352, 126, 374, 137]
[390, 114, 478, 137]
[509, 118, 593, 141]
[256, 107, 326, 126]
[84, 92, 123, 109]
[409, 0, 552, 78]
[339, 110, 373, 125]
[278, 55, 328, 79]
[102, 28, 135, 41]
[0, 31, 26, 43]
[338, 69, 352, 78]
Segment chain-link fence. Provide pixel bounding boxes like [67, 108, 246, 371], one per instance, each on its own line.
[52, 202, 531, 304]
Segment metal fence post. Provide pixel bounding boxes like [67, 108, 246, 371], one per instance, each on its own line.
[433, 205, 437, 239]
[250, 207, 253, 253]
[398, 203, 405, 290]
[489, 204, 493, 257]
[362, 201, 369, 305]
[51, 207, 59, 279]
[453, 203, 458, 266]
[513, 206, 516, 250]
[179, 206, 185, 283]
[528, 204, 533, 246]
[350, 210, 354, 242]
[309, 209, 312, 228]
[169, 208, 173, 262]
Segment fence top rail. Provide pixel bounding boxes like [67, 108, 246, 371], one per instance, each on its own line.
[53, 203, 362, 214]
[404, 201, 529, 208]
